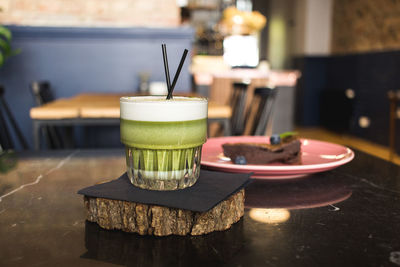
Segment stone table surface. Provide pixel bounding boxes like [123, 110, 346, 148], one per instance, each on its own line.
[0, 149, 399, 267]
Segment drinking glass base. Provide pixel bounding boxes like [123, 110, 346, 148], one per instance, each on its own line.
[125, 146, 202, 190]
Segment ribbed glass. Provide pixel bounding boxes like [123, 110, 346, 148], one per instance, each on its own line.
[125, 145, 202, 190]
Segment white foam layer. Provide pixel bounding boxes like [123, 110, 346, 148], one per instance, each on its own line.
[120, 96, 208, 121]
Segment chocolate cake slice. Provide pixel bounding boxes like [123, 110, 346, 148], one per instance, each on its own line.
[222, 136, 301, 165]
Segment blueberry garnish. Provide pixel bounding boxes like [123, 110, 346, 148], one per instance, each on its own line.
[270, 134, 281, 145]
[234, 155, 247, 165]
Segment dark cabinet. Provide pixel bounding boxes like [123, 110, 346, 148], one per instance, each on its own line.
[297, 50, 400, 152]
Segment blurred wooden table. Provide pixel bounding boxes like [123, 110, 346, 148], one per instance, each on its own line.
[30, 93, 231, 150]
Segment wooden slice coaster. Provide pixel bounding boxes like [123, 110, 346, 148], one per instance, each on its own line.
[84, 189, 244, 236]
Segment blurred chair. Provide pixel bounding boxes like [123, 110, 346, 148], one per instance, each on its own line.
[230, 81, 250, 135]
[192, 74, 209, 97]
[388, 90, 400, 161]
[30, 81, 65, 149]
[31, 81, 54, 105]
[0, 85, 29, 150]
[243, 87, 278, 136]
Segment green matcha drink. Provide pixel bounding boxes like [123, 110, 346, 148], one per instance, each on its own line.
[120, 96, 208, 190]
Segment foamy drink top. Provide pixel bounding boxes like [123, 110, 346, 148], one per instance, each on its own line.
[120, 96, 208, 122]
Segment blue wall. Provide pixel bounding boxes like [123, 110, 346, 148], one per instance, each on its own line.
[0, 26, 194, 149]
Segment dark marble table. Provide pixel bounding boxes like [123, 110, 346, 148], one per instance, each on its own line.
[0, 149, 399, 267]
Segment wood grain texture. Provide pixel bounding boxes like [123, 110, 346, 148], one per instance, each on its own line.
[84, 189, 244, 236]
[30, 93, 230, 120]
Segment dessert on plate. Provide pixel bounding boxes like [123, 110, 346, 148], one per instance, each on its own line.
[222, 132, 301, 165]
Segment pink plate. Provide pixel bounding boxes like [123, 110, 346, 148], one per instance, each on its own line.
[201, 136, 354, 179]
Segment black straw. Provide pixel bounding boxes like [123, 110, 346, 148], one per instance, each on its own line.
[161, 44, 172, 96]
[167, 49, 188, 100]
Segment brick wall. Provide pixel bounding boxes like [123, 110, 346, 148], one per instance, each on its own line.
[332, 0, 400, 54]
[0, 0, 180, 27]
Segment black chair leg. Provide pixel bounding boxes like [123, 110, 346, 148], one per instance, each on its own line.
[63, 126, 75, 148]
[47, 126, 63, 149]
[254, 98, 275, 135]
[0, 97, 29, 149]
[0, 108, 14, 149]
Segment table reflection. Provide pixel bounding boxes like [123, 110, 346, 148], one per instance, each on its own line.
[83, 220, 244, 266]
[245, 174, 352, 210]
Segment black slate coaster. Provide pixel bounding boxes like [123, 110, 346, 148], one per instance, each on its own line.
[77, 170, 251, 212]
